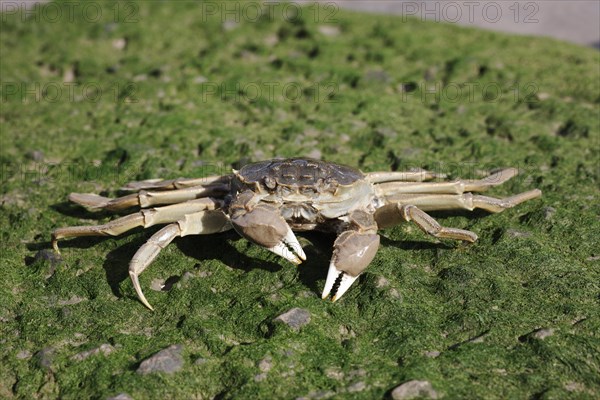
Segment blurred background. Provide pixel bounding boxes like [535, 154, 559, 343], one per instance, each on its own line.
[4, 0, 599, 48]
[315, 0, 600, 48]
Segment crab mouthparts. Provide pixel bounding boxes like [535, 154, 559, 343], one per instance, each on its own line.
[321, 263, 359, 302]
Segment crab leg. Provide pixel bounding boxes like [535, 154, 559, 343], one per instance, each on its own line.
[129, 210, 231, 310]
[373, 168, 519, 196]
[52, 198, 223, 252]
[68, 183, 229, 212]
[121, 175, 231, 191]
[322, 210, 380, 302]
[375, 204, 478, 242]
[366, 169, 446, 183]
[379, 189, 542, 213]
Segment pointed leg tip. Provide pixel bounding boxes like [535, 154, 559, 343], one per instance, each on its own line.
[51, 239, 61, 254]
[130, 272, 154, 311]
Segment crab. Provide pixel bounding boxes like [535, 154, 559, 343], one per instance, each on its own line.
[52, 158, 541, 310]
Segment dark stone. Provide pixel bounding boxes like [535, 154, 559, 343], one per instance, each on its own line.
[273, 308, 311, 330]
[137, 345, 184, 374]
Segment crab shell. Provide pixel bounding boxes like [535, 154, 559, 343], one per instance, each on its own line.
[231, 158, 376, 229]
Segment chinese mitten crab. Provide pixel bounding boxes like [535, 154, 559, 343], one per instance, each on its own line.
[52, 158, 541, 309]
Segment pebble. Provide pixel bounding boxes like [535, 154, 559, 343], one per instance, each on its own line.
[34, 347, 54, 370]
[32, 250, 62, 278]
[296, 390, 335, 400]
[273, 308, 311, 330]
[544, 206, 556, 219]
[506, 229, 532, 238]
[391, 380, 439, 399]
[307, 149, 322, 160]
[71, 344, 114, 361]
[318, 25, 340, 36]
[150, 278, 165, 291]
[259, 356, 273, 372]
[325, 367, 344, 380]
[376, 276, 390, 288]
[112, 38, 127, 50]
[364, 69, 390, 83]
[137, 344, 184, 374]
[564, 381, 585, 392]
[194, 357, 207, 365]
[223, 20, 238, 31]
[58, 295, 86, 306]
[16, 350, 31, 360]
[424, 351, 440, 358]
[27, 150, 44, 161]
[532, 328, 555, 340]
[347, 381, 366, 392]
[106, 394, 133, 400]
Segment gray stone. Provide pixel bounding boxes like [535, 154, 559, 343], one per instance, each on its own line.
[544, 206, 557, 219]
[16, 350, 32, 360]
[318, 25, 340, 36]
[27, 150, 44, 161]
[364, 69, 390, 83]
[506, 229, 532, 238]
[32, 250, 62, 278]
[259, 356, 273, 372]
[137, 344, 184, 374]
[58, 295, 86, 306]
[376, 276, 390, 288]
[391, 380, 439, 399]
[71, 344, 114, 361]
[273, 308, 311, 330]
[106, 394, 133, 400]
[347, 381, 366, 392]
[34, 347, 54, 370]
[532, 328, 555, 340]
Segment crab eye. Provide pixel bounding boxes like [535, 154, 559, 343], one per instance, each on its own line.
[300, 186, 316, 195]
[264, 176, 277, 190]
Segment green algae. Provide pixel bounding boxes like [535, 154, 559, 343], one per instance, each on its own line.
[1, 1, 599, 398]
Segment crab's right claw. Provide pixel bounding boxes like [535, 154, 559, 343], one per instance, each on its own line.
[230, 203, 306, 265]
[322, 231, 380, 302]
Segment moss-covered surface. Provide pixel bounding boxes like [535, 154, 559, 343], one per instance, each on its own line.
[1, 1, 599, 398]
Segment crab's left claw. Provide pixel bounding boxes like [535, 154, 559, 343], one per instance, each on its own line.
[230, 201, 306, 265]
[322, 231, 380, 302]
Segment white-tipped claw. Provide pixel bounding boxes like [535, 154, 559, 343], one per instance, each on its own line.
[267, 228, 306, 265]
[331, 274, 359, 302]
[130, 271, 155, 311]
[322, 262, 339, 299]
[267, 242, 302, 265]
[283, 229, 306, 261]
[321, 262, 359, 302]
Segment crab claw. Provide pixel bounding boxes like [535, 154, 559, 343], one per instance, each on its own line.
[322, 231, 380, 301]
[266, 227, 306, 265]
[231, 203, 306, 265]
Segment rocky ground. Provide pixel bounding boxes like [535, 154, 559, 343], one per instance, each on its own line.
[1, 1, 599, 399]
